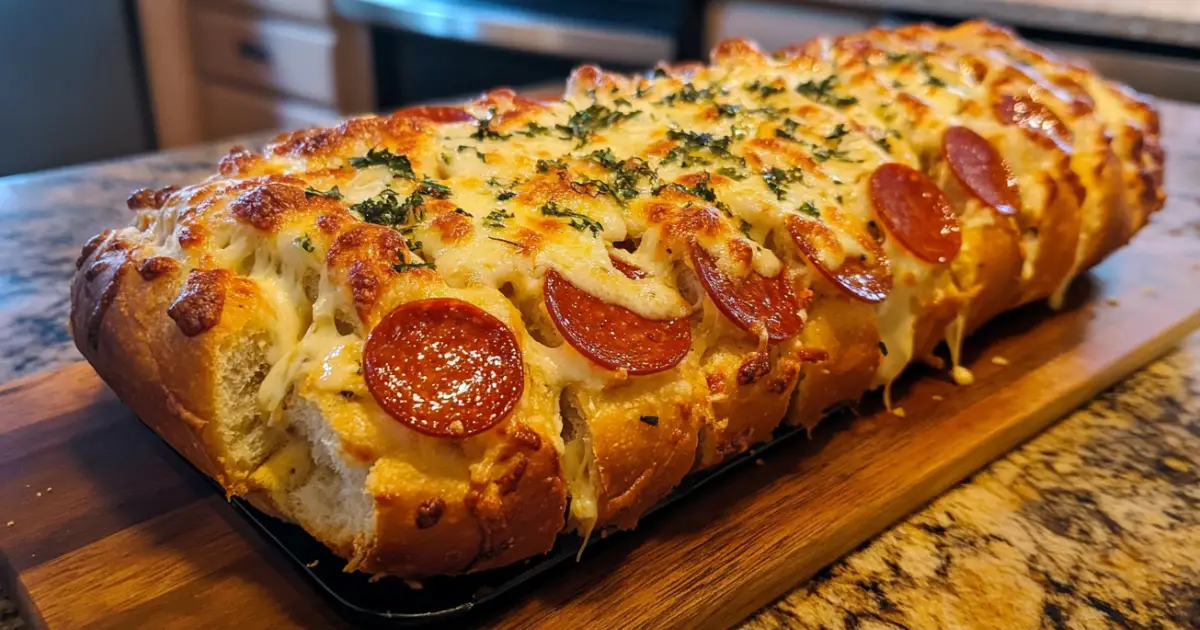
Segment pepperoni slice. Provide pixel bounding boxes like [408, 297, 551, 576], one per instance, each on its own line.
[543, 269, 690, 375]
[942, 126, 1021, 216]
[689, 244, 805, 343]
[363, 298, 523, 438]
[609, 255, 648, 280]
[787, 216, 892, 303]
[869, 163, 962, 264]
[542, 266, 686, 374]
[994, 93, 1072, 152]
[396, 105, 476, 124]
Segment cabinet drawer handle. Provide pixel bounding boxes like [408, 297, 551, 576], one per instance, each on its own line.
[237, 40, 271, 63]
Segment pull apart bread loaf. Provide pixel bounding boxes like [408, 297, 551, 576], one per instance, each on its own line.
[70, 22, 1163, 578]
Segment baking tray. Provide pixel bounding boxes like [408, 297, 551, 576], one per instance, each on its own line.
[225, 415, 828, 627]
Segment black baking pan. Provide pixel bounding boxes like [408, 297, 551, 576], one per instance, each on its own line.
[223, 416, 826, 627]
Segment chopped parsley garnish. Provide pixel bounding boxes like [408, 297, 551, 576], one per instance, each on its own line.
[811, 146, 858, 163]
[917, 56, 947, 88]
[349, 148, 416, 179]
[486, 175, 522, 189]
[762, 167, 803, 200]
[653, 173, 730, 216]
[826, 123, 849, 142]
[405, 237, 423, 251]
[536, 158, 568, 173]
[717, 166, 747, 180]
[303, 185, 342, 200]
[351, 188, 426, 228]
[496, 190, 517, 201]
[392, 249, 435, 273]
[745, 79, 785, 98]
[294, 234, 315, 252]
[590, 156, 658, 201]
[739, 219, 753, 237]
[662, 145, 710, 168]
[798, 201, 820, 218]
[663, 129, 737, 167]
[775, 118, 802, 142]
[886, 52, 911, 65]
[795, 75, 859, 108]
[639, 415, 659, 426]
[749, 105, 784, 120]
[875, 137, 892, 153]
[660, 83, 718, 106]
[614, 97, 633, 108]
[588, 148, 620, 169]
[714, 103, 742, 118]
[393, 259, 437, 273]
[456, 145, 487, 162]
[652, 68, 669, 78]
[556, 103, 641, 147]
[471, 110, 511, 141]
[517, 121, 549, 137]
[540, 201, 602, 236]
[484, 209, 514, 228]
[416, 176, 452, 199]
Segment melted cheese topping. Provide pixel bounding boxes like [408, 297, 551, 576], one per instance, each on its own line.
[126, 25, 1154, 539]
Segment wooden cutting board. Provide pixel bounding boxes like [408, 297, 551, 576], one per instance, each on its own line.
[2, 204, 1200, 630]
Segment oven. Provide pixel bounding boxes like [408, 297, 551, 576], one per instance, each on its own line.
[335, 0, 699, 109]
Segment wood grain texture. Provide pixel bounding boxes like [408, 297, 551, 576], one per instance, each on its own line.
[2, 137, 1200, 630]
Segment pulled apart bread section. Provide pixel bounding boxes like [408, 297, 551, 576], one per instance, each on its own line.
[69, 21, 1163, 578]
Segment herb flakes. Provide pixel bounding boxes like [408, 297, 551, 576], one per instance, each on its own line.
[416, 176, 452, 199]
[456, 145, 488, 162]
[348, 148, 416, 179]
[540, 201, 602, 236]
[303, 185, 342, 200]
[517, 121, 549, 137]
[762, 167, 803, 200]
[745, 79, 785, 98]
[556, 104, 641, 147]
[484, 209, 514, 228]
[471, 110, 511, 141]
[351, 188, 426, 228]
[536, 158, 568, 173]
[795, 75, 859, 108]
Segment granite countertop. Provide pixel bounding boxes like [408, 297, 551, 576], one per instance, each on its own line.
[813, 0, 1200, 48]
[0, 102, 1198, 627]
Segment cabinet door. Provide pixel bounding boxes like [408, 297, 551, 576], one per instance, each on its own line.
[192, 8, 341, 106]
[200, 82, 341, 139]
[705, 0, 883, 51]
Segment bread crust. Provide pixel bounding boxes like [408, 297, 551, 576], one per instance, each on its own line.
[69, 22, 1162, 579]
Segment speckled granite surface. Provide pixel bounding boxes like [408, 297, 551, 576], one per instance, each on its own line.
[1, 107, 1197, 628]
[741, 338, 1200, 629]
[0, 140, 249, 382]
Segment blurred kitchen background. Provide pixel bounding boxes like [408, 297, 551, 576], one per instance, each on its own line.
[3, 0, 1199, 177]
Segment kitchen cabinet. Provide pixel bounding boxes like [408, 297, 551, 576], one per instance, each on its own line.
[138, 0, 373, 148]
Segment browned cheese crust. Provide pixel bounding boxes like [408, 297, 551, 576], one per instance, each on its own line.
[69, 21, 1162, 578]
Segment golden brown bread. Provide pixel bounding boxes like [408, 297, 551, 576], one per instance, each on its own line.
[69, 21, 1163, 578]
